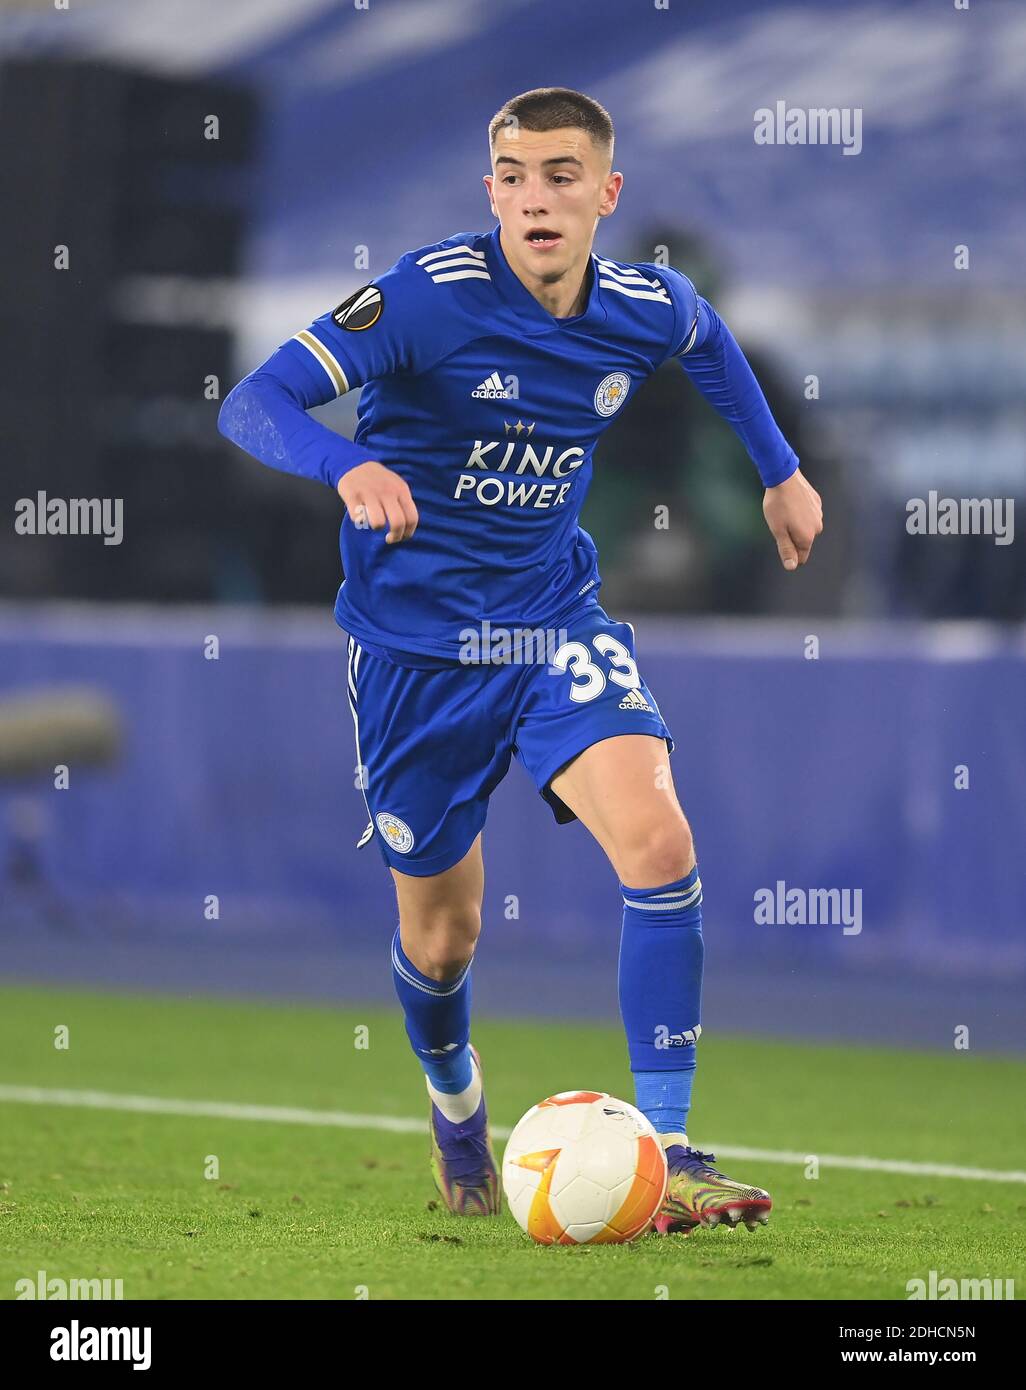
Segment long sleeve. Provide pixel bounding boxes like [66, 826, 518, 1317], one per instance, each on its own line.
[676, 296, 799, 489]
[218, 260, 437, 489]
[218, 350, 380, 490]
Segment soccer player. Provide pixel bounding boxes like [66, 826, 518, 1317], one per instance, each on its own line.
[219, 88, 822, 1235]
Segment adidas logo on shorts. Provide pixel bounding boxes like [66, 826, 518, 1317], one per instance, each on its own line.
[619, 688, 653, 713]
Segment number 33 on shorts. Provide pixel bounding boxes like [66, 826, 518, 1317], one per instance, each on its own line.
[551, 630, 642, 703]
[511, 607, 674, 804]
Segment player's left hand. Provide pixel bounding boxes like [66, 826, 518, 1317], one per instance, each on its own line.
[762, 468, 823, 571]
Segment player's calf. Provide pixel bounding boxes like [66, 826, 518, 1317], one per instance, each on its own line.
[388, 844, 498, 1213]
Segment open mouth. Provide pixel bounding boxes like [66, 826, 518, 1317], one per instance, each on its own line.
[525, 228, 562, 249]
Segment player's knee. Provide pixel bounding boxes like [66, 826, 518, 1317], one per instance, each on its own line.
[402, 900, 481, 981]
[617, 817, 695, 890]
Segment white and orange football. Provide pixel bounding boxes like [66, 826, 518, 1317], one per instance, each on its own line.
[501, 1090, 668, 1245]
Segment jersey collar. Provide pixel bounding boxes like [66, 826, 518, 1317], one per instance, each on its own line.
[482, 225, 607, 334]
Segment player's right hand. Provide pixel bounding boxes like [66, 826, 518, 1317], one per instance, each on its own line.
[762, 467, 823, 571]
[337, 460, 419, 544]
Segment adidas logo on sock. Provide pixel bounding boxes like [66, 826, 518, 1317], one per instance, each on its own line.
[619, 687, 653, 712]
[472, 371, 513, 399]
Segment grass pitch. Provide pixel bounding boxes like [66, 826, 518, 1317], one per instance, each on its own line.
[0, 984, 1023, 1301]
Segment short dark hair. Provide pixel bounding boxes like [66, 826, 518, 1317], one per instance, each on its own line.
[489, 87, 614, 161]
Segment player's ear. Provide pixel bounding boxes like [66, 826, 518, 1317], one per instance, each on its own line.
[482, 173, 498, 217]
[598, 170, 623, 219]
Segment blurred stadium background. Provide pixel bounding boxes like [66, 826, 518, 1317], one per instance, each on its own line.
[1, 0, 1024, 1054]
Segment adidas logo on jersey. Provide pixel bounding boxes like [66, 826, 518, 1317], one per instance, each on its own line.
[472, 371, 513, 400]
[619, 688, 653, 712]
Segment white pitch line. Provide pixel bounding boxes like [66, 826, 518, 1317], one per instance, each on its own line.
[0, 1085, 428, 1135]
[2, 1084, 1024, 1185]
[690, 1143, 1026, 1185]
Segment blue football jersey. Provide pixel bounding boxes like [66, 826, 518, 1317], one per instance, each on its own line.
[221, 225, 797, 662]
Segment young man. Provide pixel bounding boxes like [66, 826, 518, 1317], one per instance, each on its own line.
[219, 88, 822, 1235]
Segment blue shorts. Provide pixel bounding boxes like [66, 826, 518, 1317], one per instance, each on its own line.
[344, 603, 673, 877]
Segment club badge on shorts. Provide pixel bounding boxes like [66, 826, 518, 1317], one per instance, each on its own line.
[376, 811, 415, 854]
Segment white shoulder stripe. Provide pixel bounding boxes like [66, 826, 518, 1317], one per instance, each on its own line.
[428, 269, 492, 284]
[595, 259, 655, 283]
[292, 329, 349, 395]
[602, 272, 655, 288]
[598, 279, 672, 304]
[420, 254, 491, 275]
[416, 245, 485, 265]
[415, 244, 492, 286]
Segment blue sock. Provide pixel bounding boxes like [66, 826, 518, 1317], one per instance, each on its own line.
[390, 927, 473, 1093]
[634, 1069, 695, 1139]
[618, 867, 704, 1137]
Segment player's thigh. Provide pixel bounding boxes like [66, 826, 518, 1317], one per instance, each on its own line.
[347, 639, 511, 878]
[513, 606, 692, 887]
[550, 733, 695, 888]
[392, 833, 484, 979]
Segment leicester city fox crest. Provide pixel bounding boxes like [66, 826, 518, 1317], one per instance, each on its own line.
[375, 812, 414, 854]
[594, 372, 630, 417]
[333, 284, 384, 331]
